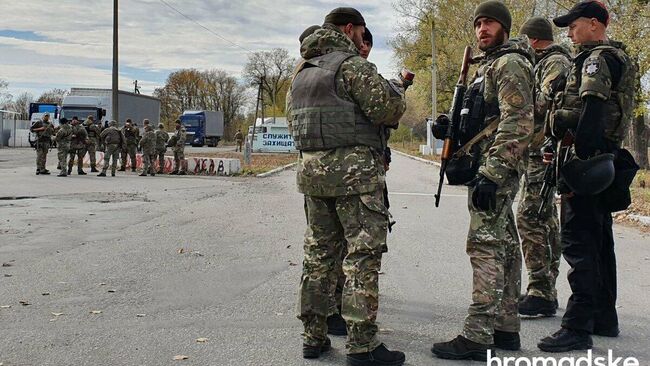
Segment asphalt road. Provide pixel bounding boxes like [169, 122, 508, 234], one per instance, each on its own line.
[1, 148, 649, 366]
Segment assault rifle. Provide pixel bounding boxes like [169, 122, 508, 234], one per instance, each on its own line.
[434, 46, 473, 207]
[537, 132, 575, 216]
[537, 138, 556, 217]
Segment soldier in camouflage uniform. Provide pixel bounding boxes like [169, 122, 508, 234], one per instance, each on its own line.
[288, 8, 408, 365]
[30, 113, 54, 175]
[517, 17, 572, 317]
[326, 26, 380, 338]
[139, 124, 157, 176]
[538, 1, 636, 353]
[120, 119, 138, 172]
[431, 1, 534, 361]
[55, 118, 73, 177]
[68, 117, 89, 175]
[170, 120, 187, 175]
[155, 123, 169, 174]
[98, 120, 125, 177]
[84, 116, 102, 172]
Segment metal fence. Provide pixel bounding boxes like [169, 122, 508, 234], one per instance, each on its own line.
[1, 111, 31, 148]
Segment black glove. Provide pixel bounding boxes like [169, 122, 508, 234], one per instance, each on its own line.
[471, 175, 498, 211]
[431, 114, 450, 140]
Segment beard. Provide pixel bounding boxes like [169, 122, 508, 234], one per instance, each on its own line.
[478, 30, 507, 51]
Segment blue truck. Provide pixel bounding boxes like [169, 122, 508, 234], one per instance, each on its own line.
[180, 110, 224, 147]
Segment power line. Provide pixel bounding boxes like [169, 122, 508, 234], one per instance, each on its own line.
[158, 0, 253, 54]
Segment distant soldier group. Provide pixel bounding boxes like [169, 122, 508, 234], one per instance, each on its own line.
[30, 116, 188, 177]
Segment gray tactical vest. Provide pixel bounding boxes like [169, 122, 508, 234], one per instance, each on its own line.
[289, 51, 383, 151]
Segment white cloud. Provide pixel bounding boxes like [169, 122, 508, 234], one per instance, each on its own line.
[0, 0, 404, 97]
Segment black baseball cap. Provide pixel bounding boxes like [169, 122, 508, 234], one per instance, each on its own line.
[553, 1, 609, 28]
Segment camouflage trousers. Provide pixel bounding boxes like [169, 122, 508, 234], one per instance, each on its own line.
[156, 149, 166, 172]
[328, 245, 347, 316]
[68, 147, 87, 172]
[142, 153, 155, 174]
[463, 176, 522, 345]
[57, 143, 70, 175]
[298, 189, 389, 354]
[35, 141, 50, 171]
[102, 144, 120, 173]
[173, 150, 185, 172]
[516, 155, 561, 301]
[86, 141, 97, 169]
[121, 144, 137, 169]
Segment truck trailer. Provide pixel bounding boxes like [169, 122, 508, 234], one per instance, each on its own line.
[61, 88, 161, 128]
[180, 110, 224, 147]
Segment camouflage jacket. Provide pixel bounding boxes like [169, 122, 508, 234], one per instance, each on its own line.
[172, 127, 186, 153]
[55, 124, 73, 147]
[140, 130, 156, 154]
[30, 119, 54, 141]
[100, 126, 125, 146]
[155, 130, 169, 151]
[473, 37, 535, 186]
[530, 44, 572, 152]
[287, 23, 407, 196]
[70, 124, 89, 149]
[122, 126, 138, 145]
[84, 120, 103, 142]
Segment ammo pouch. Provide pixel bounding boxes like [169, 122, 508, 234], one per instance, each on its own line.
[446, 145, 481, 185]
[600, 148, 639, 212]
[446, 118, 500, 186]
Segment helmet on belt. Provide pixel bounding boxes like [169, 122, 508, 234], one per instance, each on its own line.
[560, 153, 615, 195]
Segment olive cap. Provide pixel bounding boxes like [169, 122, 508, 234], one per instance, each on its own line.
[474, 1, 512, 34]
[324, 7, 365, 26]
[520, 17, 554, 41]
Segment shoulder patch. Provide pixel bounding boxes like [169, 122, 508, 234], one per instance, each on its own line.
[583, 57, 600, 76]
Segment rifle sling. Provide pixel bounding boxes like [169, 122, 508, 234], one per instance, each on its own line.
[453, 118, 500, 158]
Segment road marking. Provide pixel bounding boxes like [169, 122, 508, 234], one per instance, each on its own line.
[389, 192, 466, 198]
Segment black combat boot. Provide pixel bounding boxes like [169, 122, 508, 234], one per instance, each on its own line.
[170, 170, 178, 175]
[139, 172, 147, 177]
[78, 170, 87, 175]
[150, 172, 155, 176]
[118, 167, 126, 171]
[538, 328, 592, 353]
[519, 295, 556, 316]
[131, 167, 136, 172]
[326, 313, 347, 336]
[431, 335, 491, 362]
[593, 325, 620, 337]
[303, 337, 331, 359]
[98, 171, 106, 177]
[348, 343, 405, 366]
[57, 171, 67, 177]
[157, 169, 163, 174]
[90, 167, 99, 172]
[36, 169, 40, 175]
[178, 171, 186, 175]
[493, 330, 520, 351]
[40, 169, 50, 175]
[111, 171, 116, 177]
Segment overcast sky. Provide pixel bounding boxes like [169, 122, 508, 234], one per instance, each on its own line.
[0, 0, 403, 99]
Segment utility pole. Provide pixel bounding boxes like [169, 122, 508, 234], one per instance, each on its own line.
[250, 77, 264, 154]
[431, 15, 437, 123]
[112, 0, 119, 125]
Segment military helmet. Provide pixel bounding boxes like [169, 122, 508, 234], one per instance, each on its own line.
[109, 120, 118, 127]
[560, 153, 615, 195]
[158, 123, 165, 129]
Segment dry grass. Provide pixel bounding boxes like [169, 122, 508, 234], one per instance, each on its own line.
[184, 151, 297, 176]
[612, 169, 650, 232]
[390, 141, 440, 162]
